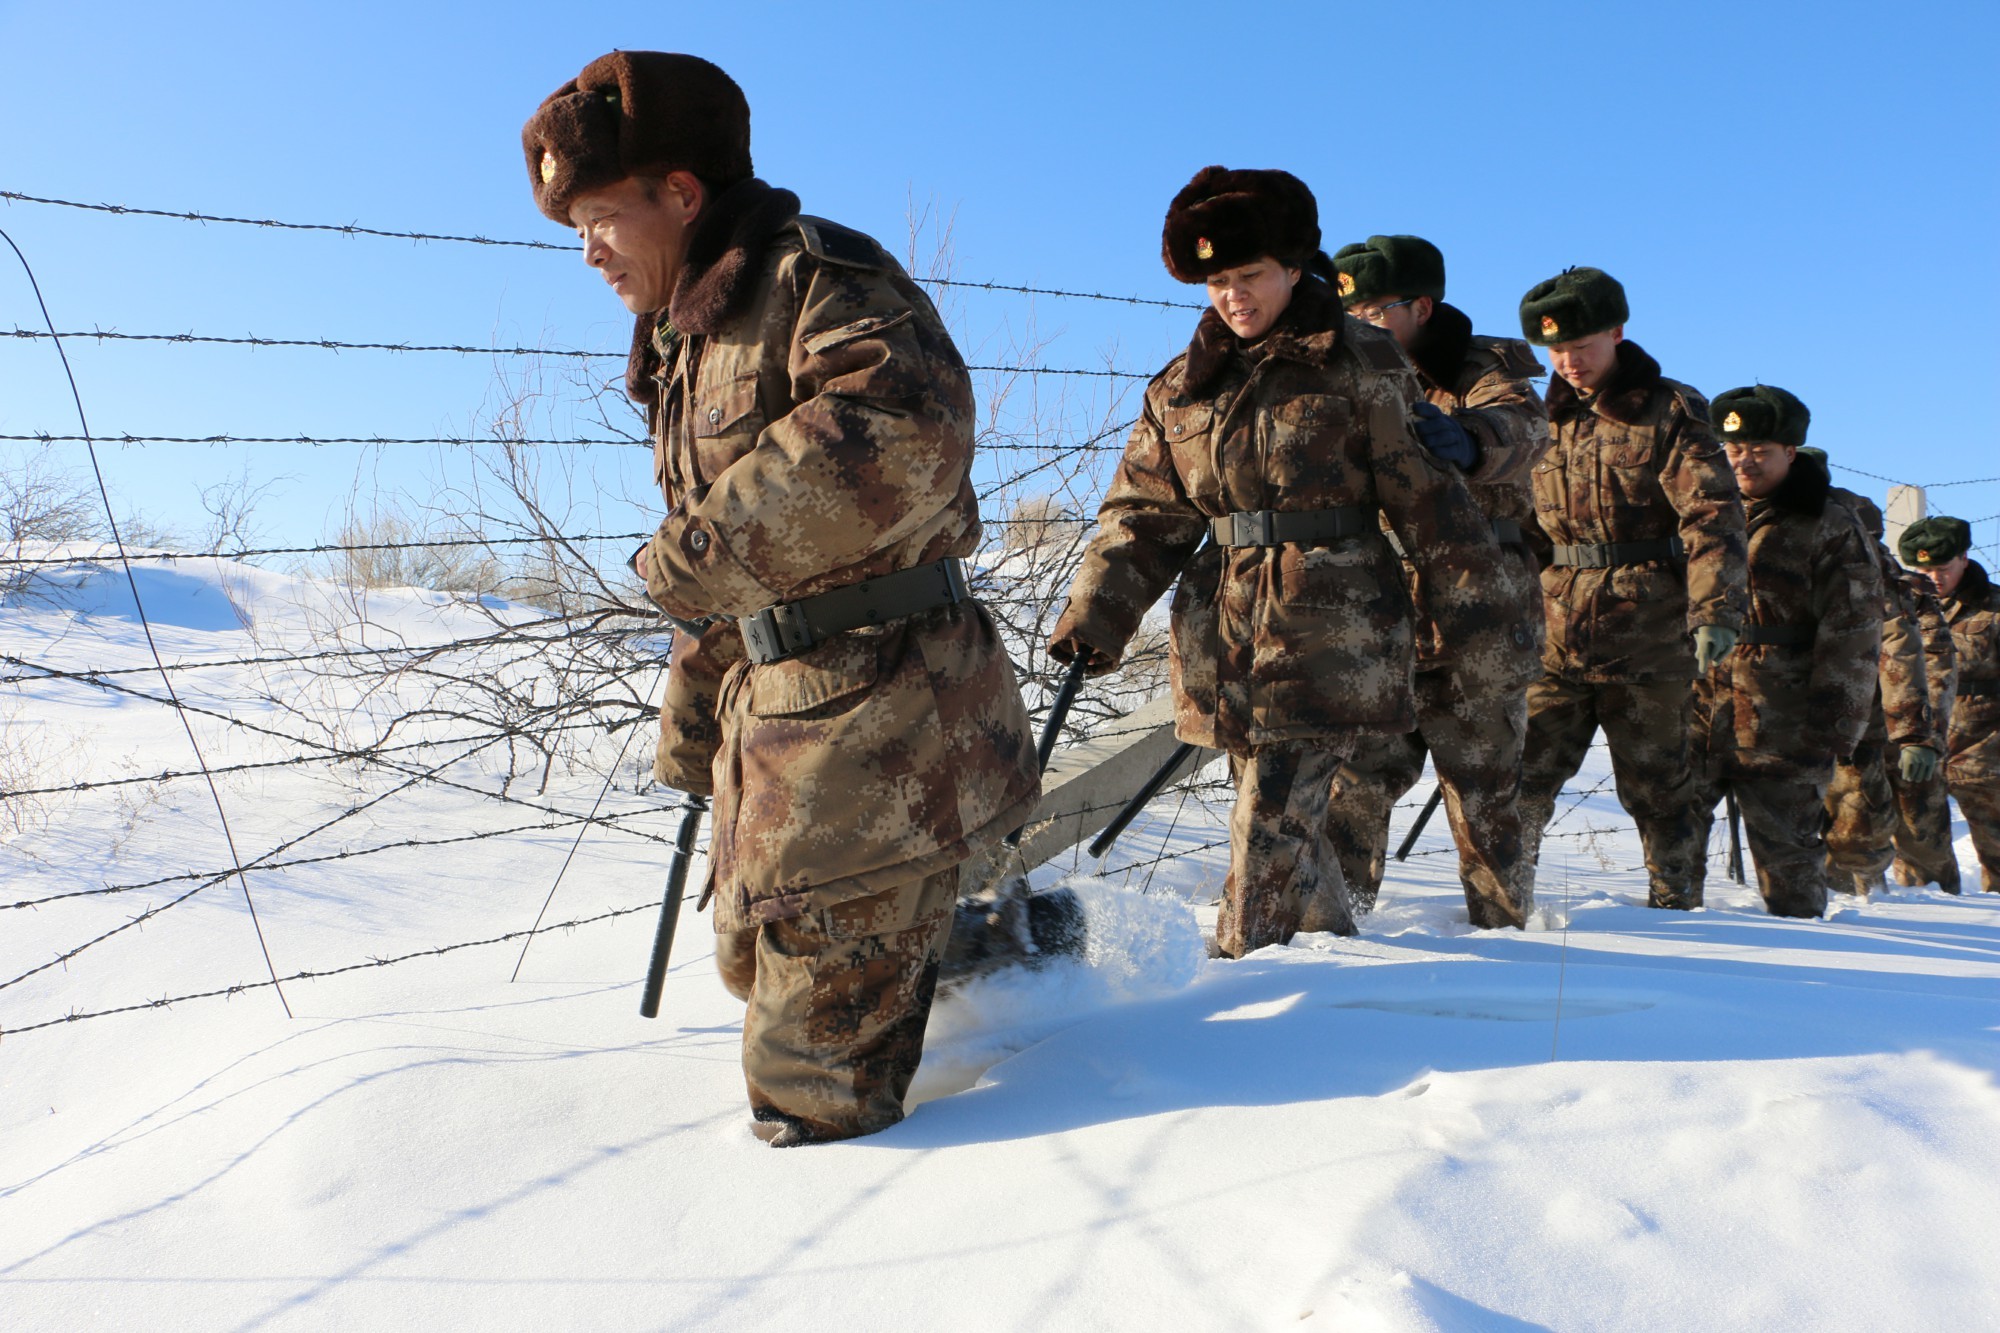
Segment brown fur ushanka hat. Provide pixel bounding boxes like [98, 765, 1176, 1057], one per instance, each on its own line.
[523, 52, 752, 225]
[1162, 167, 1320, 283]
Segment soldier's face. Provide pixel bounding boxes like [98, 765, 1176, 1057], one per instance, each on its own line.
[1205, 259, 1301, 340]
[1726, 441, 1795, 498]
[1922, 554, 1970, 598]
[1548, 327, 1623, 394]
[571, 173, 705, 313]
[1350, 294, 1432, 351]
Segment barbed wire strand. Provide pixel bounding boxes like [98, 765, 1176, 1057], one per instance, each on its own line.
[0, 224, 293, 1016]
[0, 190, 1207, 311]
[1, 327, 1152, 380]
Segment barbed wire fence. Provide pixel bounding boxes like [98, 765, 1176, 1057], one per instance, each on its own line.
[3, 188, 1995, 1043]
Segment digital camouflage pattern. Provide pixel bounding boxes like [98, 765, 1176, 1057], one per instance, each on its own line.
[1052, 275, 1504, 755]
[1892, 576, 1961, 889]
[1521, 339, 1746, 907]
[1689, 776, 1836, 918]
[635, 180, 1039, 935]
[732, 866, 959, 1144]
[1940, 560, 2000, 891]
[1327, 672, 1530, 928]
[1520, 675, 1704, 906]
[1217, 740, 1355, 958]
[1325, 303, 1546, 929]
[1689, 452, 1881, 914]
[1531, 340, 1747, 681]
[1821, 487, 1934, 885]
[1691, 454, 1881, 779]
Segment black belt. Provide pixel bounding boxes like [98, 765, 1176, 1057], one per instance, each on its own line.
[1492, 518, 1524, 546]
[738, 558, 968, 665]
[1739, 623, 1815, 647]
[1960, 678, 1999, 698]
[1209, 506, 1373, 547]
[1549, 536, 1684, 569]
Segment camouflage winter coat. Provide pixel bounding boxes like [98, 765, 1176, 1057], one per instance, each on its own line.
[1942, 560, 2000, 784]
[1401, 302, 1548, 687]
[635, 179, 1039, 931]
[1912, 578, 1957, 749]
[1533, 341, 1747, 681]
[1692, 454, 1883, 776]
[1830, 488, 1933, 751]
[1051, 276, 1503, 755]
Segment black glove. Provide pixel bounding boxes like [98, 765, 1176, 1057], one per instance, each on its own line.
[1410, 402, 1478, 469]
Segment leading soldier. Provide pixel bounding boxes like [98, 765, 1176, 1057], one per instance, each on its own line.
[1321, 236, 1548, 929]
[1049, 169, 1502, 957]
[1515, 268, 1747, 909]
[1688, 389, 1882, 916]
[1900, 517, 2000, 893]
[523, 53, 1040, 1145]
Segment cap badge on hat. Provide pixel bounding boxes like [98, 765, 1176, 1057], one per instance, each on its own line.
[1540, 315, 1559, 338]
[1195, 237, 1215, 260]
[1337, 272, 1355, 297]
[1918, 549, 1931, 563]
[1723, 411, 1742, 433]
[540, 150, 558, 185]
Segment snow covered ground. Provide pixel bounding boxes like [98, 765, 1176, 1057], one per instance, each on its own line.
[3, 555, 1998, 1332]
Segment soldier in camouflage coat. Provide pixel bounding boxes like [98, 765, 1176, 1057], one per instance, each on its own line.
[1689, 395, 1882, 917]
[1051, 170, 1501, 957]
[1901, 518, 2000, 893]
[1816, 479, 1940, 893]
[1890, 575, 1960, 890]
[1321, 236, 1547, 929]
[1515, 269, 1748, 908]
[525, 53, 1039, 1145]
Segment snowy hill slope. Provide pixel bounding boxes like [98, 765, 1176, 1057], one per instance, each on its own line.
[2, 555, 1998, 1332]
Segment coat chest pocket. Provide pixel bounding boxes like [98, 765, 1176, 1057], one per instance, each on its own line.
[693, 371, 765, 474]
[1598, 437, 1662, 516]
[1265, 393, 1352, 480]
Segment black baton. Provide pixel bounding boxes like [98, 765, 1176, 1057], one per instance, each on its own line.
[1089, 741, 1197, 860]
[1003, 659, 1089, 851]
[639, 794, 707, 1019]
[1725, 788, 1745, 885]
[1396, 783, 1446, 862]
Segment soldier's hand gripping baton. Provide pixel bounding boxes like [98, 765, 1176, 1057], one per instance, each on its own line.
[1395, 782, 1445, 862]
[639, 793, 707, 1019]
[1725, 788, 1745, 884]
[1089, 741, 1198, 860]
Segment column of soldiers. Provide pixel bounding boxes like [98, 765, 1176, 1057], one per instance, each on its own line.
[523, 51, 1999, 1146]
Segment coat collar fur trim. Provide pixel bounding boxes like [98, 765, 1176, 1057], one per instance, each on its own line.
[1182, 273, 1345, 396]
[1545, 339, 1663, 425]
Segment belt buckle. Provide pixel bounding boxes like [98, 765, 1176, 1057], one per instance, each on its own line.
[1578, 546, 1609, 569]
[742, 601, 814, 664]
[1232, 511, 1274, 546]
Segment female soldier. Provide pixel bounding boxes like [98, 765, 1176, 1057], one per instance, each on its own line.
[1048, 166, 1500, 957]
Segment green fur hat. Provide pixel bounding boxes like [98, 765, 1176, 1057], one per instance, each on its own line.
[1329, 235, 1445, 308]
[1898, 516, 1973, 567]
[1518, 267, 1628, 346]
[1712, 385, 1811, 448]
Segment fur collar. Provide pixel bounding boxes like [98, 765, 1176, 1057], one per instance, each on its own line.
[1545, 339, 1663, 425]
[1409, 300, 1473, 391]
[1959, 559, 1994, 607]
[623, 177, 801, 400]
[1182, 272, 1344, 395]
[1755, 448, 1832, 519]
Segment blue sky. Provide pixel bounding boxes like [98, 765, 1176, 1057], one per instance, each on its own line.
[3, 0, 1996, 555]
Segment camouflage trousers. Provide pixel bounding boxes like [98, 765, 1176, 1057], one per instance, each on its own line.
[1325, 665, 1532, 929]
[1691, 770, 1832, 918]
[1824, 739, 1897, 887]
[714, 865, 957, 1145]
[1217, 738, 1356, 959]
[1947, 779, 2000, 893]
[1521, 674, 1703, 908]
[1890, 768, 1961, 892]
